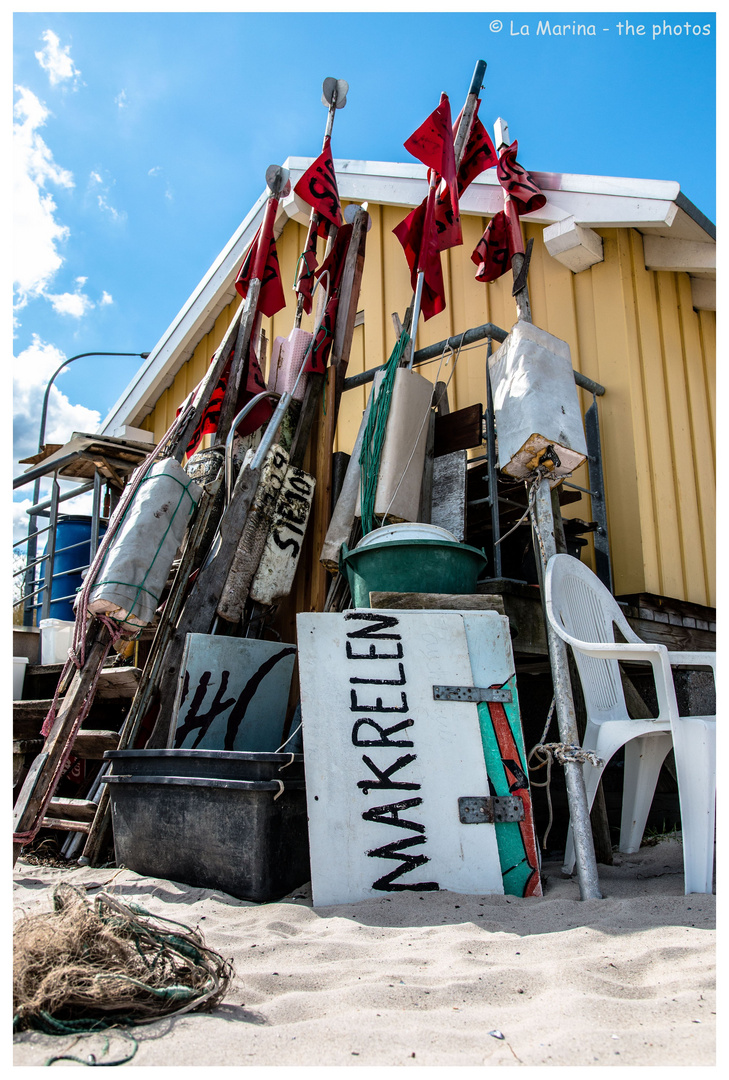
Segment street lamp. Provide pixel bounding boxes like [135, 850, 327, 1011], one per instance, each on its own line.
[22, 350, 150, 626]
[36, 351, 151, 454]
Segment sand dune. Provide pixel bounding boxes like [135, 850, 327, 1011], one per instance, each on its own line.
[13, 837, 715, 1067]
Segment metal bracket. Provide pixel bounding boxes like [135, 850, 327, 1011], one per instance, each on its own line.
[433, 685, 512, 704]
[458, 795, 524, 824]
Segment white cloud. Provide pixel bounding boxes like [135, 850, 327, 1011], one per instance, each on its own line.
[46, 290, 94, 317]
[148, 166, 161, 176]
[13, 336, 101, 474]
[13, 86, 73, 307]
[100, 291, 113, 306]
[89, 169, 126, 222]
[35, 30, 81, 89]
[115, 90, 128, 109]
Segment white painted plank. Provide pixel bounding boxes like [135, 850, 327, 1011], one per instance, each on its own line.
[297, 610, 504, 907]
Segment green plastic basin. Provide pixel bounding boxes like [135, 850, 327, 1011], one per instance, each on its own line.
[340, 538, 488, 608]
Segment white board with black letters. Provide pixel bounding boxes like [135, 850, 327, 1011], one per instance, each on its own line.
[297, 610, 504, 907]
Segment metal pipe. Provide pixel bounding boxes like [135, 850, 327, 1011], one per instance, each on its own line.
[485, 338, 502, 578]
[344, 322, 509, 391]
[224, 392, 282, 504]
[23, 480, 96, 515]
[533, 477, 602, 900]
[39, 479, 60, 623]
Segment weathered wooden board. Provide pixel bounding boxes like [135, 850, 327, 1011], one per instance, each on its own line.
[433, 403, 483, 457]
[217, 445, 289, 622]
[431, 449, 467, 541]
[170, 634, 296, 752]
[297, 610, 504, 907]
[370, 592, 506, 614]
[250, 466, 316, 605]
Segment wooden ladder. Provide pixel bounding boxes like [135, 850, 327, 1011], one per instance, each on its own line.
[13, 661, 141, 842]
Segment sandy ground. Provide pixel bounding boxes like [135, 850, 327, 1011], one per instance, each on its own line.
[12, 836, 715, 1069]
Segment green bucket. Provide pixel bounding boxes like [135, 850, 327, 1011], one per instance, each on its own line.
[340, 538, 489, 608]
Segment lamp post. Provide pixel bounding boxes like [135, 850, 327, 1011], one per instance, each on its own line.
[22, 350, 150, 626]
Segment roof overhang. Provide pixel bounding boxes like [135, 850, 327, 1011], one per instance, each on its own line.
[99, 159, 715, 437]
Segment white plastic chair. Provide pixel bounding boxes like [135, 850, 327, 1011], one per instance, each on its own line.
[544, 554, 716, 894]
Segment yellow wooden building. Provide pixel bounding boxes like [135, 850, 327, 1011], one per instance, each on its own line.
[100, 157, 716, 611]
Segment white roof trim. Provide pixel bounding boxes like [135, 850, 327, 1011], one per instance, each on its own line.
[99, 158, 715, 436]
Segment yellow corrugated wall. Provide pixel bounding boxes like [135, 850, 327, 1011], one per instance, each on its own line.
[142, 205, 715, 607]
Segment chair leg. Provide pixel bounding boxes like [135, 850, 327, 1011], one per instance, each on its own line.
[671, 717, 716, 894]
[619, 733, 673, 853]
[562, 722, 658, 875]
[561, 724, 628, 874]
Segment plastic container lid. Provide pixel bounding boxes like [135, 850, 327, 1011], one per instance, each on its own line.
[355, 522, 459, 550]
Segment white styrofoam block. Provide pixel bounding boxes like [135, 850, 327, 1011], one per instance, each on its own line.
[297, 610, 504, 907]
[489, 320, 587, 481]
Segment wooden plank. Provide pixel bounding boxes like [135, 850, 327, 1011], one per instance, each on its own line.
[297, 610, 504, 905]
[431, 449, 467, 541]
[370, 592, 506, 615]
[417, 409, 436, 523]
[46, 797, 98, 822]
[433, 403, 482, 458]
[249, 466, 316, 606]
[144, 463, 263, 748]
[40, 818, 92, 834]
[676, 274, 715, 607]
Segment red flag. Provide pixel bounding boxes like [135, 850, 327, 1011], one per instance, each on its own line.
[496, 140, 546, 215]
[471, 210, 513, 283]
[235, 226, 286, 318]
[305, 295, 339, 374]
[433, 102, 499, 250]
[182, 357, 230, 458]
[295, 227, 319, 316]
[237, 339, 274, 435]
[293, 136, 342, 234]
[455, 104, 498, 190]
[393, 95, 459, 321]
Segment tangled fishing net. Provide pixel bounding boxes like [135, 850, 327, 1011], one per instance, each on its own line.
[13, 883, 233, 1035]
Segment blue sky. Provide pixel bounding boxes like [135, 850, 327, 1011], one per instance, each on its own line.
[12, 6, 716, 533]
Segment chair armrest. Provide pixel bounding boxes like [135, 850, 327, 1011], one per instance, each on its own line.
[667, 650, 716, 669]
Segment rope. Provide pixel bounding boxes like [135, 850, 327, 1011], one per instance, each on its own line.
[358, 330, 409, 535]
[527, 697, 604, 850]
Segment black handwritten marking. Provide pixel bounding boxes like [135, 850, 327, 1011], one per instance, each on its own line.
[223, 647, 296, 751]
[272, 532, 300, 556]
[367, 834, 439, 892]
[175, 669, 237, 748]
[344, 612, 401, 640]
[351, 718, 414, 748]
[357, 753, 420, 793]
[349, 663, 406, 687]
[346, 641, 404, 661]
[362, 797, 425, 832]
[350, 689, 408, 713]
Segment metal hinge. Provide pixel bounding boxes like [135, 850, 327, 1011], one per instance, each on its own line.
[458, 795, 524, 824]
[433, 685, 512, 704]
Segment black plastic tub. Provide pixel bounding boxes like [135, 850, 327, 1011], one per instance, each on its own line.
[101, 750, 309, 903]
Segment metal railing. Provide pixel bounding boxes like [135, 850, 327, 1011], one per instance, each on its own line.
[13, 470, 105, 626]
[342, 320, 612, 590]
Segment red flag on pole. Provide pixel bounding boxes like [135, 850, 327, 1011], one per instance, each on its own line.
[235, 226, 286, 318]
[293, 136, 342, 235]
[393, 94, 460, 321]
[471, 210, 513, 283]
[496, 140, 546, 215]
[295, 227, 319, 316]
[471, 140, 545, 282]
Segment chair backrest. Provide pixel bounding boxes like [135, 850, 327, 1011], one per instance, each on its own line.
[545, 555, 641, 724]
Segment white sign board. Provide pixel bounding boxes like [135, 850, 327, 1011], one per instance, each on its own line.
[297, 610, 504, 907]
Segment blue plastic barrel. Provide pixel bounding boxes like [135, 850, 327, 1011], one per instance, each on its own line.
[43, 515, 106, 620]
